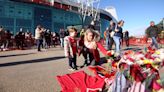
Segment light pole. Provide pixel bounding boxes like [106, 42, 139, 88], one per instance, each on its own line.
[163, 18, 164, 31]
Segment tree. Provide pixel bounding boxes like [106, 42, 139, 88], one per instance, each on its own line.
[157, 18, 164, 38]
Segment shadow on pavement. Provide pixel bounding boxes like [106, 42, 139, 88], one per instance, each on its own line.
[0, 53, 35, 58]
[0, 56, 65, 67]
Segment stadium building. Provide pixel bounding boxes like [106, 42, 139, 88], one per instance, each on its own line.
[0, 0, 117, 37]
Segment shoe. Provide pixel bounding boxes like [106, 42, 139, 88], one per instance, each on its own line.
[68, 68, 75, 71]
[74, 68, 78, 70]
[80, 65, 84, 68]
[38, 50, 41, 52]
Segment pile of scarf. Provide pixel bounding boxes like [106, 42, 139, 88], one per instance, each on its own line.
[56, 71, 105, 92]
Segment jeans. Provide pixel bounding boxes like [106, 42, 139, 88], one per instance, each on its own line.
[36, 39, 43, 51]
[125, 39, 129, 47]
[106, 37, 110, 50]
[109, 37, 114, 50]
[151, 37, 158, 49]
[81, 47, 89, 66]
[68, 54, 77, 70]
[6, 40, 10, 48]
[60, 38, 64, 47]
[113, 36, 121, 53]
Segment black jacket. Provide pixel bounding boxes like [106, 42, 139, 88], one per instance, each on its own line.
[146, 26, 159, 37]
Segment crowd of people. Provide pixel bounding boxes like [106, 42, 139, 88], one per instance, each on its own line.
[1, 20, 161, 70]
[0, 26, 13, 51]
[62, 20, 163, 71]
[104, 20, 129, 52]
[0, 25, 61, 51]
[63, 20, 127, 71]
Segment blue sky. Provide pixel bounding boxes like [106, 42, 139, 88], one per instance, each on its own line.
[99, 0, 164, 36]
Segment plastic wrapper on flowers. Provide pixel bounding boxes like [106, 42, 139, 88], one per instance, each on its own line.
[104, 47, 164, 92]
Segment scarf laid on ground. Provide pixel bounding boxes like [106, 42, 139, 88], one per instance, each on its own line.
[56, 71, 105, 92]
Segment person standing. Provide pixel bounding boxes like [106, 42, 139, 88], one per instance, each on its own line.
[15, 32, 21, 49]
[0, 26, 6, 51]
[18, 28, 25, 50]
[25, 31, 33, 48]
[44, 29, 51, 49]
[105, 27, 109, 50]
[35, 25, 43, 51]
[124, 30, 129, 47]
[108, 21, 115, 50]
[105, 21, 115, 50]
[59, 28, 65, 48]
[146, 21, 159, 49]
[113, 20, 124, 54]
[64, 28, 78, 71]
[5, 30, 12, 50]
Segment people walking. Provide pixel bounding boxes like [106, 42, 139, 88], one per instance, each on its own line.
[35, 25, 43, 51]
[59, 28, 65, 48]
[107, 21, 115, 50]
[0, 26, 7, 51]
[25, 31, 33, 48]
[146, 21, 160, 49]
[18, 28, 25, 50]
[113, 20, 124, 54]
[44, 29, 51, 49]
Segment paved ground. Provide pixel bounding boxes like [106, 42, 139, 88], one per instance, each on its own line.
[0, 47, 94, 92]
[0, 46, 164, 92]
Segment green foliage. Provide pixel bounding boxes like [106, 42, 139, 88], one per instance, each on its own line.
[157, 18, 164, 38]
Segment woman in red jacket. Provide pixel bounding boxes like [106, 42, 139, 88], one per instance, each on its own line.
[84, 28, 113, 65]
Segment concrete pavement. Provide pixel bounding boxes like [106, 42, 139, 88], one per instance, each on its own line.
[0, 47, 88, 92]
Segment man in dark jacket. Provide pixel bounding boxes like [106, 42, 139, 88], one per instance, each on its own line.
[124, 30, 129, 47]
[0, 26, 6, 51]
[146, 21, 159, 49]
[59, 28, 65, 47]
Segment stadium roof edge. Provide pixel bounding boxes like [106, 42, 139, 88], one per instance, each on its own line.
[54, 0, 118, 22]
[99, 9, 118, 23]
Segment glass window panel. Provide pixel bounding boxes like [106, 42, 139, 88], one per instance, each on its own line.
[16, 27, 32, 32]
[0, 17, 14, 26]
[16, 19, 32, 27]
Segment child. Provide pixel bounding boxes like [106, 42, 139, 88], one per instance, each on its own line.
[64, 28, 78, 71]
[84, 28, 113, 65]
[78, 29, 90, 68]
